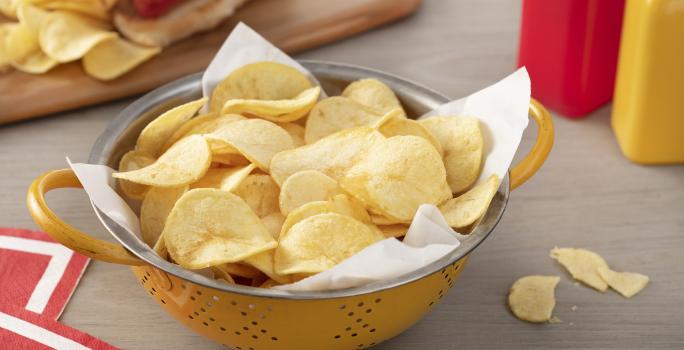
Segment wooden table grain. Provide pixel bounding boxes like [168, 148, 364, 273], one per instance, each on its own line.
[1, 0, 683, 349]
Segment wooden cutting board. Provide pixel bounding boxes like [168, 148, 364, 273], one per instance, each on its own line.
[0, 0, 420, 124]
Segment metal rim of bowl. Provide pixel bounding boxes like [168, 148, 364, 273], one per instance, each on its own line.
[88, 59, 510, 300]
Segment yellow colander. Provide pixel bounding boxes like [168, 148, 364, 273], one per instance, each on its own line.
[27, 61, 553, 350]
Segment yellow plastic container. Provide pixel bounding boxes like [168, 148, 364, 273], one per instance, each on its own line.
[612, 0, 684, 164]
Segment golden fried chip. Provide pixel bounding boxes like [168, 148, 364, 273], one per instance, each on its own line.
[374, 109, 443, 156]
[278, 122, 305, 147]
[162, 113, 244, 152]
[29, 0, 112, 20]
[113, 135, 211, 186]
[439, 175, 500, 229]
[210, 61, 313, 112]
[341, 135, 451, 222]
[275, 213, 384, 274]
[209, 119, 294, 171]
[214, 263, 261, 279]
[211, 266, 236, 284]
[17, 4, 48, 35]
[270, 126, 385, 185]
[4, 22, 58, 74]
[280, 194, 372, 238]
[369, 213, 402, 226]
[342, 78, 403, 114]
[221, 86, 320, 122]
[278, 170, 341, 215]
[508, 275, 560, 323]
[233, 174, 280, 217]
[259, 279, 279, 288]
[189, 164, 255, 192]
[140, 185, 187, 246]
[39, 11, 116, 62]
[597, 267, 649, 298]
[163, 189, 277, 269]
[212, 153, 250, 167]
[378, 224, 409, 238]
[550, 247, 609, 292]
[83, 37, 159, 81]
[420, 116, 483, 193]
[0, 24, 15, 71]
[117, 150, 155, 200]
[0, 0, 18, 18]
[244, 250, 291, 284]
[261, 212, 285, 239]
[136, 98, 206, 157]
[304, 97, 383, 143]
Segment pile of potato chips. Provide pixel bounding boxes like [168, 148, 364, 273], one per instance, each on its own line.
[113, 61, 500, 288]
[0, 0, 159, 80]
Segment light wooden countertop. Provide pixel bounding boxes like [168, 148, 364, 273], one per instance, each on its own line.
[2, 0, 683, 348]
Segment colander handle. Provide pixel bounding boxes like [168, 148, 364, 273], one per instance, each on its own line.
[509, 98, 554, 190]
[27, 169, 145, 265]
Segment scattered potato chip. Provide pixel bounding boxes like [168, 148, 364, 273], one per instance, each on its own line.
[189, 164, 255, 192]
[222, 86, 320, 122]
[304, 97, 383, 143]
[278, 122, 305, 147]
[213, 263, 261, 279]
[508, 275, 560, 323]
[30, 0, 112, 20]
[209, 119, 294, 171]
[117, 150, 155, 200]
[233, 174, 280, 217]
[439, 175, 500, 229]
[378, 224, 409, 238]
[420, 116, 483, 193]
[210, 61, 313, 112]
[113, 135, 211, 186]
[140, 185, 187, 246]
[597, 267, 649, 298]
[341, 135, 452, 222]
[342, 78, 404, 115]
[17, 4, 48, 35]
[280, 194, 372, 238]
[270, 126, 385, 185]
[212, 153, 250, 167]
[550, 247, 609, 292]
[261, 212, 285, 239]
[83, 37, 160, 81]
[163, 188, 277, 269]
[374, 108, 443, 156]
[39, 11, 117, 63]
[136, 98, 206, 157]
[275, 213, 384, 274]
[0, 24, 14, 70]
[279, 170, 340, 215]
[4, 22, 58, 74]
[162, 113, 244, 152]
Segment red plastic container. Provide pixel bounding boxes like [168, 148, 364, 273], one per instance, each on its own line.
[517, 0, 625, 118]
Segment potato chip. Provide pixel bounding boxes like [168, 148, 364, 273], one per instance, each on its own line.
[597, 267, 649, 298]
[214, 263, 261, 279]
[275, 213, 384, 274]
[508, 275, 560, 323]
[135, 98, 206, 157]
[83, 37, 160, 81]
[117, 150, 155, 200]
[420, 116, 483, 193]
[280, 194, 372, 238]
[29, 0, 112, 20]
[113, 135, 211, 186]
[0, 0, 18, 18]
[140, 185, 187, 246]
[244, 250, 291, 284]
[4, 22, 58, 74]
[304, 97, 383, 143]
[341, 135, 452, 222]
[278, 170, 341, 215]
[374, 109, 443, 156]
[210, 266, 236, 284]
[233, 174, 280, 217]
[259, 279, 279, 288]
[261, 212, 285, 239]
[212, 153, 250, 167]
[369, 213, 402, 226]
[0, 24, 14, 71]
[163, 188, 277, 269]
[209, 119, 294, 171]
[210, 61, 313, 112]
[550, 247, 609, 292]
[342, 78, 404, 114]
[221, 86, 320, 122]
[17, 4, 48, 35]
[439, 175, 500, 229]
[39, 11, 116, 63]
[270, 126, 385, 185]
[162, 113, 244, 152]
[278, 122, 305, 147]
[378, 224, 409, 238]
[189, 164, 255, 192]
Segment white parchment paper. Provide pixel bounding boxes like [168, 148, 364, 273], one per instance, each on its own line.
[68, 23, 530, 292]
